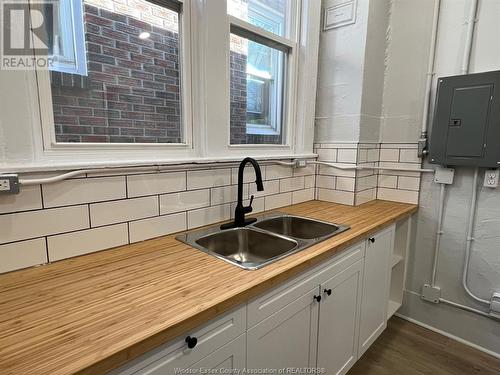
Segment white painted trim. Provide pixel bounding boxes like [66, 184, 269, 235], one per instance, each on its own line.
[394, 313, 500, 360]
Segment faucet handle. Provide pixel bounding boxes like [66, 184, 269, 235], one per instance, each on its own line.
[244, 195, 254, 214]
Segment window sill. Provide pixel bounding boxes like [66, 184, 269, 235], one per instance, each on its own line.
[246, 124, 281, 136]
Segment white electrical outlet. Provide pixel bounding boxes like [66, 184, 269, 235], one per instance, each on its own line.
[484, 169, 499, 188]
[0, 174, 20, 194]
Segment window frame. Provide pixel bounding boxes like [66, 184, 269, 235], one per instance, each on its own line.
[34, 0, 196, 162]
[15, 0, 321, 169]
[49, 0, 87, 76]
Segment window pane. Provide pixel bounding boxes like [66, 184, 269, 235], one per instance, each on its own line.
[49, 0, 183, 143]
[230, 33, 285, 145]
[228, 0, 289, 38]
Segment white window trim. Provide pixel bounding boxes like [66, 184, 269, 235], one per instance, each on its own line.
[0, 0, 321, 170]
[32, 0, 196, 163]
[50, 0, 87, 76]
[245, 1, 284, 136]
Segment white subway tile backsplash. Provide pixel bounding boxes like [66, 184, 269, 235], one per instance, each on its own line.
[187, 169, 231, 190]
[398, 176, 421, 191]
[231, 166, 266, 185]
[377, 188, 419, 204]
[90, 196, 158, 227]
[48, 224, 128, 261]
[316, 175, 336, 189]
[43, 176, 126, 208]
[0, 238, 47, 274]
[230, 197, 265, 218]
[188, 204, 231, 229]
[355, 188, 377, 205]
[336, 177, 356, 192]
[211, 184, 246, 205]
[337, 149, 357, 163]
[265, 165, 293, 180]
[378, 175, 398, 188]
[379, 148, 399, 162]
[280, 176, 305, 193]
[317, 148, 337, 162]
[0, 185, 42, 214]
[127, 172, 186, 198]
[292, 188, 315, 204]
[293, 164, 316, 177]
[265, 192, 292, 210]
[249, 180, 280, 197]
[129, 213, 187, 243]
[160, 189, 210, 215]
[304, 175, 315, 189]
[399, 149, 420, 163]
[318, 164, 356, 178]
[317, 188, 355, 206]
[0, 205, 89, 244]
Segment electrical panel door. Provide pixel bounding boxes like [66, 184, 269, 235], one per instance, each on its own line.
[429, 70, 500, 167]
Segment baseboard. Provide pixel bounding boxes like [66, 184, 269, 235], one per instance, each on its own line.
[395, 313, 500, 360]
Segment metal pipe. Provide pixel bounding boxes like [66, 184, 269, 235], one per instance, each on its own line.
[461, 0, 479, 74]
[462, 167, 490, 305]
[440, 297, 490, 318]
[310, 160, 435, 173]
[420, 0, 441, 136]
[431, 183, 446, 286]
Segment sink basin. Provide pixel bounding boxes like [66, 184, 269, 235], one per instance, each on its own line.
[194, 228, 298, 269]
[253, 215, 346, 240]
[176, 213, 350, 270]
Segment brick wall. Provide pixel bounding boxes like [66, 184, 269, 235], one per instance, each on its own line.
[50, 0, 285, 145]
[51, 1, 183, 143]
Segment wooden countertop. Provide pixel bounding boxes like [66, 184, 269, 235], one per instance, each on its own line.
[0, 200, 417, 375]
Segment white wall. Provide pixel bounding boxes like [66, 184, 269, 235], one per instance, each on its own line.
[380, 0, 500, 356]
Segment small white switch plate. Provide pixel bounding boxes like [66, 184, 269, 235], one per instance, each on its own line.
[484, 169, 499, 188]
[434, 166, 455, 185]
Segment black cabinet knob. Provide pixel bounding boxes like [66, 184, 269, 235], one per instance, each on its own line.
[369, 237, 375, 243]
[185, 336, 198, 349]
[313, 295, 322, 303]
[324, 288, 332, 296]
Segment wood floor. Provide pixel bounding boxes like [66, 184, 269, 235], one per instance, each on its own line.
[348, 317, 500, 375]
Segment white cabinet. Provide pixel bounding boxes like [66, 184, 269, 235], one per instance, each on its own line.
[247, 287, 320, 370]
[317, 259, 363, 375]
[110, 306, 246, 375]
[358, 225, 395, 357]
[191, 334, 246, 372]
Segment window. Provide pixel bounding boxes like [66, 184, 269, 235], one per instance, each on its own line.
[228, 0, 295, 145]
[44, 0, 87, 75]
[40, 0, 189, 145]
[22, 0, 320, 166]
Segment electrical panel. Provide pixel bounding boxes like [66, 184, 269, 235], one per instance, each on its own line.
[429, 70, 500, 167]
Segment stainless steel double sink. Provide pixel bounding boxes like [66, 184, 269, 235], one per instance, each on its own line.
[176, 214, 350, 270]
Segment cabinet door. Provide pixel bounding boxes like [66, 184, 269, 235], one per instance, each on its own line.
[110, 306, 245, 375]
[247, 287, 320, 370]
[317, 260, 363, 375]
[358, 225, 394, 357]
[189, 334, 246, 373]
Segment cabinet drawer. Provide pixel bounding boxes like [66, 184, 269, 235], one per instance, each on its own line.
[110, 305, 246, 375]
[247, 242, 365, 328]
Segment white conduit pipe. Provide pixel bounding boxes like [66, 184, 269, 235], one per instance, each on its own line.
[420, 0, 441, 137]
[431, 183, 446, 287]
[462, 168, 489, 305]
[309, 160, 435, 174]
[461, 0, 479, 75]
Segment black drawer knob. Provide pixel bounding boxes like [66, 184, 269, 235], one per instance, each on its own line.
[369, 237, 375, 243]
[185, 336, 198, 349]
[324, 288, 332, 296]
[313, 295, 322, 303]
